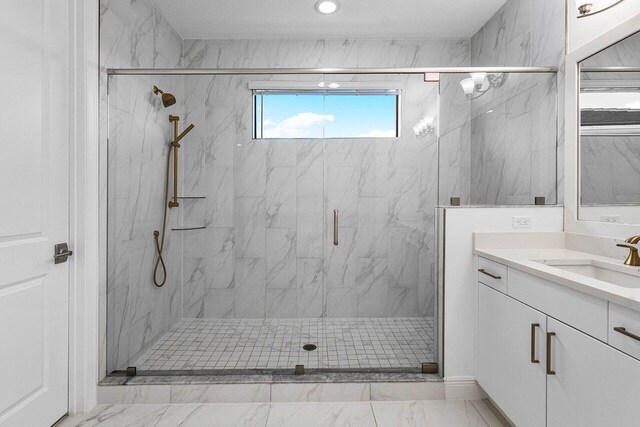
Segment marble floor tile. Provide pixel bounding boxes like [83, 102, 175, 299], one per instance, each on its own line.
[63, 400, 506, 427]
[266, 402, 376, 427]
[156, 403, 270, 427]
[371, 400, 492, 427]
[75, 404, 168, 427]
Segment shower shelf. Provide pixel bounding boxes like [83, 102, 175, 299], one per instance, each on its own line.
[171, 226, 206, 231]
[177, 196, 206, 200]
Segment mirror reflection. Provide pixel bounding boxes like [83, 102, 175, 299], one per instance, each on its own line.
[579, 30, 640, 225]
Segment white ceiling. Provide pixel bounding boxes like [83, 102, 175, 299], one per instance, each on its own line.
[152, 0, 508, 40]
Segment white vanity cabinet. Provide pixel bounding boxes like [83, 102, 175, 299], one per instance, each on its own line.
[477, 258, 640, 427]
[546, 318, 640, 427]
[478, 285, 547, 427]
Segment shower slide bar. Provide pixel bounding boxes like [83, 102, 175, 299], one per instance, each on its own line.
[107, 66, 558, 76]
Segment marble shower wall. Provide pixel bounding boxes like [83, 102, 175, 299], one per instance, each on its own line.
[182, 38, 470, 69]
[181, 74, 440, 320]
[101, 0, 184, 372]
[177, 37, 471, 319]
[438, 0, 564, 205]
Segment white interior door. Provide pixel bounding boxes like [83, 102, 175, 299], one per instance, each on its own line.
[0, 1, 70, 426]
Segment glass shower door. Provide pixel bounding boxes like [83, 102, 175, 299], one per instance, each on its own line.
[321, 74, 439, 371]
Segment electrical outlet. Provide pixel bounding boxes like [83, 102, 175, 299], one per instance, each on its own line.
[512, 216, 533, 228]
[600, 215, 620, 223]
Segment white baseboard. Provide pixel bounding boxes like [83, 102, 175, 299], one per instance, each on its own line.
[444, 377, 485, 400]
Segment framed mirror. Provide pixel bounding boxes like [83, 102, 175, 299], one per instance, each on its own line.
[578, 30, 640, 225]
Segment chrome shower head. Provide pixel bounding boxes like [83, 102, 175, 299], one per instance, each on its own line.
[152, 85, 176, 108]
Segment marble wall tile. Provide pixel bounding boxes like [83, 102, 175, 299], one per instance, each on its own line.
[297, 140, 324, 199]
[271, 383, 370, 402]
[235, 198, 266, 259]
[388, 227, 420, 288]
[204, 288, 235, 318]
[97, 385, 171, 404]
[356, 258, 389, 317]
[205, 227, 235, 289]
[266, 228, 297, 288]
[296, 259, 324, 318]
[388, 287, 418, 317]
[356, 198, 389, 258]
[266, 167, 297, 228]
[234, 258, 266, 318]
[182, 257, 205, 318]
[170, 384, 270, 403]
[102, 0, 184, 371]
[266, 288, 297, 318]
[325, 227, 357, 289]
[297, 198, 324, 259]
[326, 288, 358, 318]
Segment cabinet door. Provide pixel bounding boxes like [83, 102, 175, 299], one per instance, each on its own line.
[478, 284, 547, 427]
[547, 318, 640, 427]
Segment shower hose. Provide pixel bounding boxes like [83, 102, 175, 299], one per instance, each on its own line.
[152, 144, 173, 287]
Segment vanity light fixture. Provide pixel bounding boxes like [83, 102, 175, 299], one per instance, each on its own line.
[576, 0, 626, 18]
[315, 0, 340, 14]
[460, 72, 506, 100]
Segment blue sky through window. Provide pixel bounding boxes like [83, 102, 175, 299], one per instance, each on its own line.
[255, 93, 398, 139]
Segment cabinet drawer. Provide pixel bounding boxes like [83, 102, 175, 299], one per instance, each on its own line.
[478, 257, 508, 293]
[609, 303, 640, 361]
[509, 269, 608, 341]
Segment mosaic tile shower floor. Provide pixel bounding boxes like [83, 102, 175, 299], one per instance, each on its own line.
[134, 317, 435, 371]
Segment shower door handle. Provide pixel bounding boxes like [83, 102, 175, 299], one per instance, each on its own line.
[333, 209, 339, 246]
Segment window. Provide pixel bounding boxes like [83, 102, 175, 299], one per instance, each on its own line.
[253, 88, 400, 139]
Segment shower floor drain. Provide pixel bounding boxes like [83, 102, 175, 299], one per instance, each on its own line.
[303, 343, 317, 351]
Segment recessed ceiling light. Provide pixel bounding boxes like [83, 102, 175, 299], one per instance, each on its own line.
[328, 82, 340, 89]
[315, 0, 340, 14]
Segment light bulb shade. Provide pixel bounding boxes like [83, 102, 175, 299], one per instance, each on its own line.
[470, 72, 486, 87]
[460, 78, 475, 96]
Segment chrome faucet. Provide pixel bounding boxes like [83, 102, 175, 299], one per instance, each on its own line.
[616, 235, 640, 266]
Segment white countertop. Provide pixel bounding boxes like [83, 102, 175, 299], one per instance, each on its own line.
[474, 246, 640, 311]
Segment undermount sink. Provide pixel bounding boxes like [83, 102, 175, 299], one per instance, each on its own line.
[533, 259, 640, 289]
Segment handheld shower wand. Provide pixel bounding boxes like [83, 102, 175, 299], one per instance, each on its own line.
[151, 86, 195, 287]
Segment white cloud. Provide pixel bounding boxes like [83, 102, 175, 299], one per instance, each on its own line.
[357, 129, 396, 138]
[263, 112, 334, 138]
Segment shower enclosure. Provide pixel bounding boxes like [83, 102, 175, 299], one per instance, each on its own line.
[106, 68, 557, 376]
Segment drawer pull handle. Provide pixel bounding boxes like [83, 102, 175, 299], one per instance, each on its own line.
[614, 327, 640, 342]
[478, 269, 501, 280]
[546, 332, 556, 375]
[531, 323, 540, 363]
